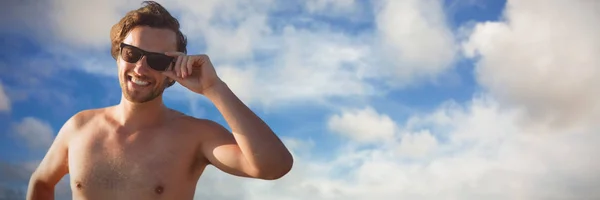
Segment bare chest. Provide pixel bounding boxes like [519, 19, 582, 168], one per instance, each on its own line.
[67, 128, 204, 198]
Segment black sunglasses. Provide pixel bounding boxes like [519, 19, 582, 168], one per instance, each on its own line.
[119, 43, 174, 71]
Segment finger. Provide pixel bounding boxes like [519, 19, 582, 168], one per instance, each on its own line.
[180, 56, 189, 78]
[174, 55, 183, 77]
[186, 56, 195, 76]
[180, 56, 187, 78]
[202, 54, 211, 63]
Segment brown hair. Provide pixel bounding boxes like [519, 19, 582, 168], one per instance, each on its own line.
[110, 1, 187, 87]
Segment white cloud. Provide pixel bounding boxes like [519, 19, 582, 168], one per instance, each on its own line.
[0, 81, 10, 112]
[203, 14, 270, 62]
[12, 117, 55, 150]
[463, 0, 600, 130]
[47, 0, 139, 49]
[192, 95, 600, 200]
[1, 0, 130, 77]
[1, 0, 137, 50]
[218, 26, 376, 107]
[395, 129, 438, 158]
[373, 0, 458, 87]
[219, 0, 460, 105]
[172, 0, 380, 107]
[327, 106, 396, 143]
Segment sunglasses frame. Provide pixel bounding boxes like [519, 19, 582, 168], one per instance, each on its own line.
[119, 43, 175, 71]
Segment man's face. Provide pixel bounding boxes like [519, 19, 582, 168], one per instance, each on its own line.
[118, 26, 177, 103]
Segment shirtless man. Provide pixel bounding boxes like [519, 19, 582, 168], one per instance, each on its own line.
[26, 1, 293, 199]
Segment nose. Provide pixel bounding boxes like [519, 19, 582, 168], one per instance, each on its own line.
[133, 56, 151, 74]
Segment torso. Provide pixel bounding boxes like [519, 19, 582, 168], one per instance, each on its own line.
[67, 108, 208, 200]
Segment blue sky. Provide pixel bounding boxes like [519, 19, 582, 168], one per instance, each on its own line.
[1, 0, 599, 199]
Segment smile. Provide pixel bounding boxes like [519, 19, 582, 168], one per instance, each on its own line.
[127, 75, 151, 87]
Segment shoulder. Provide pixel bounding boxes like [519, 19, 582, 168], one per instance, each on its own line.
[179, 115, 227, 131]
[67, 108, 107, 127]
[171, 111, 230, 137]
[59, 107, 109, 136]
[49, 107, 107, 148]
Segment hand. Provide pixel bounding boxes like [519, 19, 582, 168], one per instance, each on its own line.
[162, 52, 223, 95]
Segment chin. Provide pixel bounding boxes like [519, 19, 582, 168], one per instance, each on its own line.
[123, 94, 154, 103]
[120, 87, 163, 104]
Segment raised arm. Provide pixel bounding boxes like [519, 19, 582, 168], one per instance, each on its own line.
[27, 115, 78, 200]
[201, 82, 293, 180]
[161, 53, 293, 180]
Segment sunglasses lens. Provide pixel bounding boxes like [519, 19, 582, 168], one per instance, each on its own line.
[121, 46, 142, 63]
[147, 55, 173, 71]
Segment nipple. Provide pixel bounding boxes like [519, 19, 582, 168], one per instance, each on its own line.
[76, 182, 83, 189]
[155, 186, 164, 194]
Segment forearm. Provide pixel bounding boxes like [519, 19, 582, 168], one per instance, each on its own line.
[204, 81, 293, 177]
[27, 178, 55, 200]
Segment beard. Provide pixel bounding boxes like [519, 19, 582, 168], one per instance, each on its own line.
[123, 87, 163, 103]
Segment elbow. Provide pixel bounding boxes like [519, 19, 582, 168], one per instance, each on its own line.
[27, 174, 54, 199]
[259, 152, 294, 180]
[259, 166, 292, 180]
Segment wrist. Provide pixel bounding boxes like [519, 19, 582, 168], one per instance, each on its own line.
[203, 79, 229, 100]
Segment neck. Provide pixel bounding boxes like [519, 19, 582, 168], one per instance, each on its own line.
[115, 95, 168, 129]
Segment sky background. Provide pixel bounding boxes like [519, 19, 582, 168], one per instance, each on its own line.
[1, 0, 599, 199]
